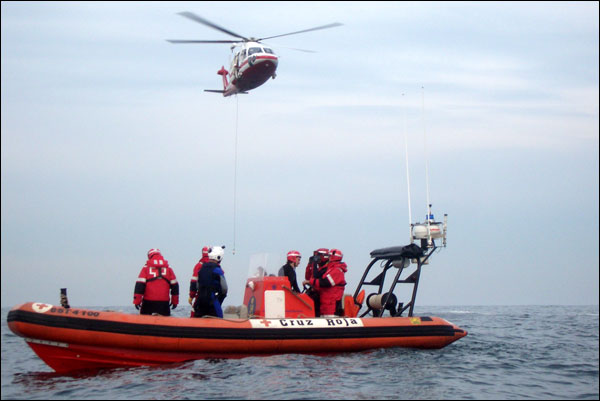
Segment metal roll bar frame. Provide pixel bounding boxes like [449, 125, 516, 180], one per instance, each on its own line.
[352, 240, 437, 318]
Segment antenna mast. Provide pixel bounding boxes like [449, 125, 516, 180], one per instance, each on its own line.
[408, 87, 447, 251]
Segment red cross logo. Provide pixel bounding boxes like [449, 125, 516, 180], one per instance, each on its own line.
[32, 303, 53, 313]
[260, 319, 272, 327]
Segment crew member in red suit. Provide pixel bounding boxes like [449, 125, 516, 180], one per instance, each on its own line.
[133, 249, 179, 316]
[303, 248, 330, 317]
[189, 246, 210, 306]
[304, 248, 329, 281]
[305, 248, 347, 317]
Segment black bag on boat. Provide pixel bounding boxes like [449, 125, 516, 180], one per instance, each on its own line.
[369, 244, 424, 260]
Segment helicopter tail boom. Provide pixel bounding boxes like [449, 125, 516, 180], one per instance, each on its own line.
[205, 67, 248, 96]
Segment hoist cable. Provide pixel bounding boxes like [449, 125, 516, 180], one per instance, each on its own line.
[232, 95, 239, 255]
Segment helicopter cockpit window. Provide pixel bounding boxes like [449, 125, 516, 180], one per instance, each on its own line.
[240, 50, 246, 59]
[263, 48, 274, 54]
[248, 47, 262, 56]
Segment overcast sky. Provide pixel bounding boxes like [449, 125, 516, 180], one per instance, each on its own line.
[2, 1, 598, 308]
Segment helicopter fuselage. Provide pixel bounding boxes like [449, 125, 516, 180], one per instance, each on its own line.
[221, 43, 278, 96]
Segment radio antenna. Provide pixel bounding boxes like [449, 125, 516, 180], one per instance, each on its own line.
[422, 86, 433, 246]
[402, 93, 413, 243]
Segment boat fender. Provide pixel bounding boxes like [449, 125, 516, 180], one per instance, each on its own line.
[239, 304, 248, 319]
[222, 305, 248, 319]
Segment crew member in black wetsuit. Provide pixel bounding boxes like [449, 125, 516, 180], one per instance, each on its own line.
[278, 250, 302, 292]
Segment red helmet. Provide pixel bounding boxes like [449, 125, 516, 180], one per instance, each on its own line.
[287, 250, 301, 262]
[314, 248, 330, 264]
[330, 248, 343, 262]
[202, 246, 209, 257]
[147, 248, 161, 259]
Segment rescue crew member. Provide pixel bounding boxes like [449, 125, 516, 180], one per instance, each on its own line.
[302, 248, 330, 317]
[278, 250, 302, 292]
[189, 246, 210, 306]
[304, 248, 347, 317]
[133, 249, 179, 316]
[193, 246, 228, 318]
[304, 248, 329, 282]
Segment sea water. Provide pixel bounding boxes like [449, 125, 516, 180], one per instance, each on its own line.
[1, 305, 598, 400]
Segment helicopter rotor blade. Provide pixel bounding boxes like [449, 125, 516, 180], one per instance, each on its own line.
[263, 42, 317, 53]
[167, 40, 239, 44]
[277, 46, 317, 53]
[177, 11, 249, 41]
[257, 22, 343, 41]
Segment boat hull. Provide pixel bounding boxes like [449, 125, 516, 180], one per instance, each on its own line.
[8, 302, 467, 373]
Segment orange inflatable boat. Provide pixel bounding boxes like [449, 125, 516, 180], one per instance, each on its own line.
[7, 244, 467, 373]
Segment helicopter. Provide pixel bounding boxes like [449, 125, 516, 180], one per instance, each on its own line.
[167, 12, 342, 96]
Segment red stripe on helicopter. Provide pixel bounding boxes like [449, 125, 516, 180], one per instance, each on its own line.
[239, 55, 278, 69]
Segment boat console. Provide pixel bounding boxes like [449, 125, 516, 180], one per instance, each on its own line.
[243, 276, 316, 318]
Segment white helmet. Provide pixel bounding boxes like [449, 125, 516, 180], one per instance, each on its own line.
[208, 246, 225, 262]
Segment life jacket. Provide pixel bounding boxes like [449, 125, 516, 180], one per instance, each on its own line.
[134, 255, 179, 302]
